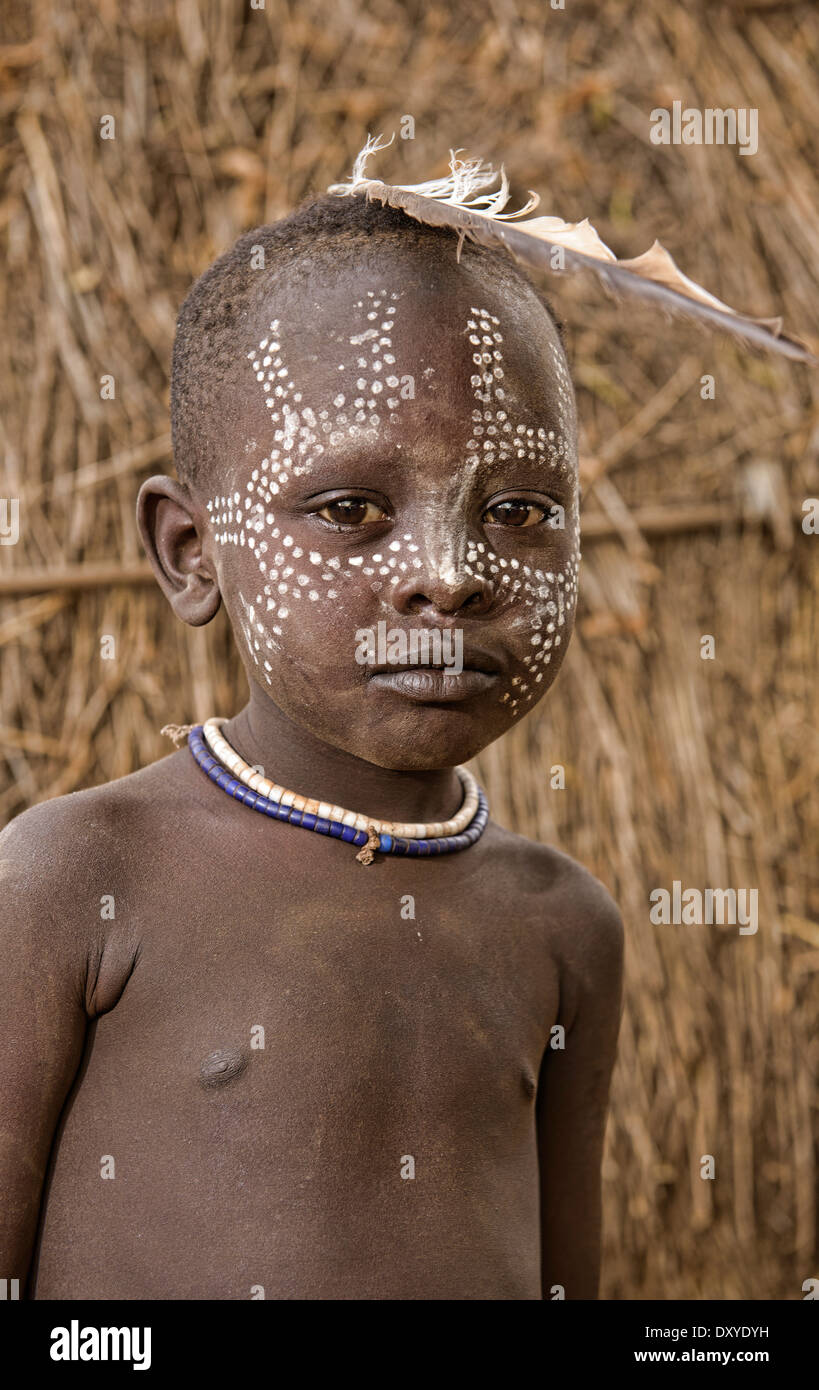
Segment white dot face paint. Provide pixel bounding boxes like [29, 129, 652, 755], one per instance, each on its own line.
[458, 308, 580, 713]
[206, 289, 410, 684]
[205, 289, 579, 717]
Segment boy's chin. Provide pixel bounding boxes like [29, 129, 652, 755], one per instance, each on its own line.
[315, 709, 522, 772]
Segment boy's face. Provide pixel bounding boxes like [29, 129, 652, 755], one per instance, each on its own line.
[199, 243, 579, 770]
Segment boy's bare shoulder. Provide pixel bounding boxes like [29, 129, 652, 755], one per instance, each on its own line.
[482, 819, 624, 970]
[1, 747, 200, 875]
[0, 749, 210, 1013]
[0, 749, 203, 932]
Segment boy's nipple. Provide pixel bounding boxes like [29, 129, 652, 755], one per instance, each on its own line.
[199, 1047, 248, 1088]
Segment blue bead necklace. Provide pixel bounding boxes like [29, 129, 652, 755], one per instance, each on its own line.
[186, 723, 489, 864]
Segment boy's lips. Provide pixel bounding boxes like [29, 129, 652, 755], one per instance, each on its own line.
[368, 662, 501, 703]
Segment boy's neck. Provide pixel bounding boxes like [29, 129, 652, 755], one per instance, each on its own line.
[221, 692, 466, 826]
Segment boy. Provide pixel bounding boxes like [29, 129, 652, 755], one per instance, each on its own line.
[0, 192, 624, 1300]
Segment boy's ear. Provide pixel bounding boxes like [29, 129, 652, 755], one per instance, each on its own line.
[137, 476, 221, 626]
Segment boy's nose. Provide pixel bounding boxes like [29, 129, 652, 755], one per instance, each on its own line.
[389, 564, 496, 618]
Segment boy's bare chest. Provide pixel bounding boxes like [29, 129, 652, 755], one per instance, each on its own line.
[34, 835, 558, 1297]
[74, 825, 561, 1148]
[98, 847, 559, 1098]
[98, 818, 560, 1062]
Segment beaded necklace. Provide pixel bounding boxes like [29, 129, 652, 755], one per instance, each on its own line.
[184, 718, 489, 865]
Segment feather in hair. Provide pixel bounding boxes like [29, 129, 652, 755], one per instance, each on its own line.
[328, 135, 815, 364]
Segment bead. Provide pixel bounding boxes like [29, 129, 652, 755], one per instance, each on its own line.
[186, 725, 489, 864]
[201, 717, 479, 841]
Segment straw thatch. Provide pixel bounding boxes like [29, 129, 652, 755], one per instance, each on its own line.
[1, 0, 817, 1299]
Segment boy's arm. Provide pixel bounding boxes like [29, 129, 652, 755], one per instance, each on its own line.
[536, 881, 624, 1300]
[0, 809, 90, 1294]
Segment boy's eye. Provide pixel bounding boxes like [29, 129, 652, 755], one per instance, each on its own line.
[317, 498, 388, 526]
[483, 500, 550, 528]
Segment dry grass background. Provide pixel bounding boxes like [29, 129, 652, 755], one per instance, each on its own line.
[1, 0, 818, 1299]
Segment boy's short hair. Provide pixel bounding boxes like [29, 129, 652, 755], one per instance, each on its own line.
[170, 192, 565, 493]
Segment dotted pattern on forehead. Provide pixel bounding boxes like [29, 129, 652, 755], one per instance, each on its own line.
[464, 310, 573, 476]
[205, 297, 580, 715]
